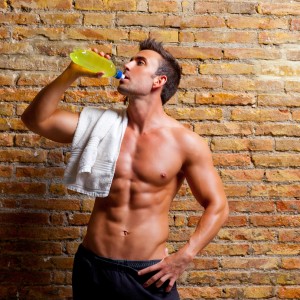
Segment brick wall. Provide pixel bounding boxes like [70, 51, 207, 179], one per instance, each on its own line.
[1, 0, 300, 299]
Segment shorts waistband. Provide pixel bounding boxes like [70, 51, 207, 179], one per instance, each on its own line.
[77, 244, 160, 272]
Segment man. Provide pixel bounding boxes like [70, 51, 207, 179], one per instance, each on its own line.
[21, 39, 229, 300]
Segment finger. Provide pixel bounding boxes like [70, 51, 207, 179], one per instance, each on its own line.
[164, 247, 169, 257]
[138, 262, 161, 276]
[143, 271, 163, 288]
[165, 278, 176, 293]
[155, 274, 171, 288]
[96, 72, 104, 78]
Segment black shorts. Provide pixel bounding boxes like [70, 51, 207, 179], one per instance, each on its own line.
[72, 244, 180, 300]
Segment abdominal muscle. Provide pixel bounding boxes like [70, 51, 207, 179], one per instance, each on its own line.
[82, 177, 177, 261]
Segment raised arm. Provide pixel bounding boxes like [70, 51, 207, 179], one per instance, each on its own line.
[21, 52, 106, 143]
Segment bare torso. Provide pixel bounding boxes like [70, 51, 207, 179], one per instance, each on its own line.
[82, 118, 186, 260]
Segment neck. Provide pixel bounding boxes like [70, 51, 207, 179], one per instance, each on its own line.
[126, 95, 166, 133]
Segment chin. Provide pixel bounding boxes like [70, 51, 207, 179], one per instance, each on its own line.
[117, 86, 130, 97]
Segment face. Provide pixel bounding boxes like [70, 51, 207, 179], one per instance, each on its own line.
[117, 50, 162, 98]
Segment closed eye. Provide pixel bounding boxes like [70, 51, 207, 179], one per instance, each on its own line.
[137, 60, 145, 66]
[130, 56, 147, 66]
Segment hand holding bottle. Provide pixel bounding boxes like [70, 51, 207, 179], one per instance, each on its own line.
[69, 48, 124, 79]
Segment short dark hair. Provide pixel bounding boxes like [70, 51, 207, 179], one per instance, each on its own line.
[139, 39, 181, 105]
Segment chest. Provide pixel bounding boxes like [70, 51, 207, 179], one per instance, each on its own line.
[114, 128, 183, 185]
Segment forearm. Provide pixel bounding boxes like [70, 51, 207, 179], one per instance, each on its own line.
[181, 201, 229, 260]
[21, 64, 78, 126]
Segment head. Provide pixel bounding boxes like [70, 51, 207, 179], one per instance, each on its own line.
[139, 39, 181, 105]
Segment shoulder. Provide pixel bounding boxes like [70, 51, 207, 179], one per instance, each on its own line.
[168, 122, 212, 164]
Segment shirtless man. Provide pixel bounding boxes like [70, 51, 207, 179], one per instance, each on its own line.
[21, 39, 229, 300]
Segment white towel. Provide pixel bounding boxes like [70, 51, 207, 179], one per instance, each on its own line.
[63, 107, 128, 197]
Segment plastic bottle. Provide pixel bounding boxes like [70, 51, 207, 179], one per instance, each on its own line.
[70, 49, 125, 79]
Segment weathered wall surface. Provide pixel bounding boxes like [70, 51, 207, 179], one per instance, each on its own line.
[0, 0, 300, 299]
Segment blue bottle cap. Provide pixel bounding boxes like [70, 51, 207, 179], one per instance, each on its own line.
[114, 70, 125, 79]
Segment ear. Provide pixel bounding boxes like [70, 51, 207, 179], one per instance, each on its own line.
[153, 75, 167, 88]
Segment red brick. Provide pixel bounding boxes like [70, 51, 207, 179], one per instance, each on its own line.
[212, 138, 273, 151]
[218, 228, 276, 241]
[252, 154, 300, 167]
[0, 270, 51, 284]
[291, 19, 300, 31]
[221, 257, 279, 269]
[0, 0, 7, 8]
[0, 149, 47, 163]
[1, 241, 62, 255]
[84, 13, 114, 26]
[258, 94, 300, 107]
[180, 75, 222, 89]
[224, 47, 281, 60]
[279, 229, 300, 242]
[277, 200, 300, 213]
[223, 184, 249, 197]
[226, 216, 248, 227]
[195, 1, 228, 13]
[231, 108, 290, 122]
[178, 287, 221, 299]
[227, 16, 288, 30]
[195, 31, 257, 43]
[166, 46, 223, 59]
[117, 13, 164, 26]
[0, 182, 46, 195]
[19, 199, 81, 211]
[259, 31, 300, 44]
[195, 122, 253, 136]
[243, 286, 273, 299]
[213, 153, 251, 167]
[1, 213, 49, 225]
[149, 0, 179, 13]
[252, 244, 300, 255]
[75, 0, 136, 11]
[229, 201, 275, 213]
[0, 165, 13, 177]
[266, 169, 300, 181]
[67, 213, 90, 226]
[40, 13, 82, 25]
[258, 3, 300, 15]
[180, 16, 225, 29]
[282, 258, 300, 269]
[251, 184, 300, 197]
[250, 216, 300, 227]
[223, 78, 284, 92]
[278, 287, 300, 299]
[255, 124, 300, 136]
[165, 107, 222, 120]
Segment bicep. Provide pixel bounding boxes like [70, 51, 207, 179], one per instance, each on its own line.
[183, 140, 226, 208]
[26, 110, 79, 143]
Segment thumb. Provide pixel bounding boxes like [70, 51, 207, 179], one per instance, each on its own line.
[164, 247, 169, 257]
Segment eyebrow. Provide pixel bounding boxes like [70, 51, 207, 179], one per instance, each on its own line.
[130, 56, 148, 63]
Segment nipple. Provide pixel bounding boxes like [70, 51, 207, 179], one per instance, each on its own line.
[160, 173, 167, 179]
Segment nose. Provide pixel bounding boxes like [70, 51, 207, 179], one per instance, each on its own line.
[124, 60, 134, 70]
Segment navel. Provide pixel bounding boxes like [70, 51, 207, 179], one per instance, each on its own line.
[122, 230, 130, 236]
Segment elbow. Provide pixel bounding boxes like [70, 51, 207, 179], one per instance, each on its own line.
[21, 111, 29, 126]
[21, 109, 40, 133]
[222, 201, 230, 225]
[213, 197, 229, 227]
[21, 110, 34, 129]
